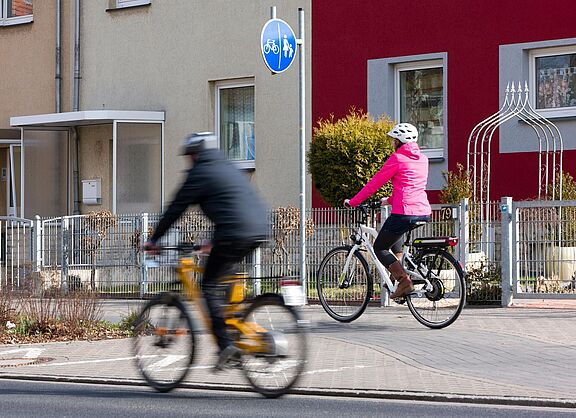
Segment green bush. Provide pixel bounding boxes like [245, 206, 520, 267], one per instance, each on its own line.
[307, 108, 395, 207]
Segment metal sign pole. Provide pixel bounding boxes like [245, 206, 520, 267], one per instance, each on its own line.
[264, 6, 306, 302]
[297, 8, 307, 302]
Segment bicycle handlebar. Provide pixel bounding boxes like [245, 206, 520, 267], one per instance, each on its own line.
[351, 201, 382, 226]
[146, 242, 203, 254]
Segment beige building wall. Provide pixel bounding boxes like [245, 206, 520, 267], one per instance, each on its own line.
[0, 1, 75, 123]
[79, 0, 312, 210]
[77, 125, 113, 213]
[0, 1, 74, 216]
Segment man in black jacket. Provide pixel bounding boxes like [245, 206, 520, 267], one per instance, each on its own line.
[145, 132, 269, 370]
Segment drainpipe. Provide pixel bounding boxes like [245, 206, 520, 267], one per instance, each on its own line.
[72, 128, 81, 214]
[73, 0, 81, 112]
[55, 0, 61, 113]
[72, 0, 82, 214]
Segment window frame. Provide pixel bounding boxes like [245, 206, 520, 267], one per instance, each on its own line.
[394, 59, 445, 159]
[215, 78, 256, 170]
[107, 0, 151, 11]
[529, 44, 576, 119]
[0, 0, 33, 26]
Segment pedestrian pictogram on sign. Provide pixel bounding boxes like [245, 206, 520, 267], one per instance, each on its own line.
[261, 18, 297, 74]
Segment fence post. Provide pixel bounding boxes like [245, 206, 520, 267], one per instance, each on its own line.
[34, 215, 42, 273]
[140, 213, 148, 298]
[500, 196, 513, 307]
[380, 204, 390, 307]
[252, 247, 261, 296]
[61, 216, 69, 294]
[458, 198, 469, 267]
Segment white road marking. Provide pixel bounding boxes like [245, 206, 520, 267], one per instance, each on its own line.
[144, 355, 187, 371]
[0, 348, 373, 377]
[30, 356, 143, 367]
[302, 364, 371, 375]
[0, 348, 44, 359]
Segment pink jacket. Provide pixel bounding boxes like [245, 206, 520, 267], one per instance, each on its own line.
[349, 142, 431, 215]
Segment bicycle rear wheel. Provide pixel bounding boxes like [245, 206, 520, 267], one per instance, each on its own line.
[406, 249, 465, 329]
[317, 246, 372, 322]
[132, 293, 195, 392]
[241, 295, 307, 398]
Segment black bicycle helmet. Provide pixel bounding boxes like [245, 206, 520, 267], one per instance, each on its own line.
[182, 132, 217, 155]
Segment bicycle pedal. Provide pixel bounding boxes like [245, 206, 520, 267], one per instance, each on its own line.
[394, 297, 407, 304]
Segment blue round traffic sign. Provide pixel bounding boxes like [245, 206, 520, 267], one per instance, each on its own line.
[261, 18, 297, 74]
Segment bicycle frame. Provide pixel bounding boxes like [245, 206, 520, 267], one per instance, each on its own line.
[168, 253, 271, 354]
[343, 223, 434, 299]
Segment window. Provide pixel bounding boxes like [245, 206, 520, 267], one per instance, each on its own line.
[216, 80, 255, 168]
[395, 60, 444, 157]
[1, 0, 33, 26]
[530, 45, 576, 117]
[107, 0, 151, 11]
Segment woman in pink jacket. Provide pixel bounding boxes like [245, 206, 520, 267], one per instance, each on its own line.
[344, 123, 431, 299]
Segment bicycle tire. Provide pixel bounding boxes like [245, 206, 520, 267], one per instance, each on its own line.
[241, 295, 307, 398]
[317, 246, 372, 322]
[132, 293, 195, 392]
[406, 249, 466, 329]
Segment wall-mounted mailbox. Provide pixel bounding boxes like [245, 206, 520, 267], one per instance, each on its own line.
[82, 178, 101, 205]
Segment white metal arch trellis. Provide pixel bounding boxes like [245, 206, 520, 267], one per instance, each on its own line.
[467, 81, 563, 206]
[466, 81, 564, 255]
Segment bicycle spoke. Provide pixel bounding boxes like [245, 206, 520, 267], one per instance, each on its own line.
[407, 250, 465, 329]
[317, 246, 371, 322]
[242, 297, 307, 398]
[133, 295, 195, 392]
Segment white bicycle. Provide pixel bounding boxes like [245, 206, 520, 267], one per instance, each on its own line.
[316, 202, 466, 329]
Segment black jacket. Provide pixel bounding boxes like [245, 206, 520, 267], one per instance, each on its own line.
[150, 149, 269, 243]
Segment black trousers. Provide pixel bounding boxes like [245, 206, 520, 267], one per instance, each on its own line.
[373, 214, 431, 268]
[202, 239, 261, 351]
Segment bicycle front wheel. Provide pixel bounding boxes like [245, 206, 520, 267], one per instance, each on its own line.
[317, 246, 372, 322]
[406, 249, 465, 329]
[132, 293, 195, 392]
[241, 295, 307, 398]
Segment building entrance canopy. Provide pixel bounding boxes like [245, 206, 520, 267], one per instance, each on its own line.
[10, 110, 165, 217]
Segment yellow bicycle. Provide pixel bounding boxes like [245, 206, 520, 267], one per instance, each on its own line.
[132, 243, 307, 398]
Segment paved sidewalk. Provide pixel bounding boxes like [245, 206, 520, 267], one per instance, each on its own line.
[0, 303, 575, 407]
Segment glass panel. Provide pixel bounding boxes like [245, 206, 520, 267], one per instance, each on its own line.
[399, 67, 444, 150]
[116, 123, 162, 214]
[7, 0, 33, 18]
[219, 86, 255, 161]
[23, 130, 69, 218]
[536, 53, 576, 109]
[9, 145, 21, 216]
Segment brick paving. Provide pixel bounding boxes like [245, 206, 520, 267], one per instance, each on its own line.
[0, 303, 575, 406]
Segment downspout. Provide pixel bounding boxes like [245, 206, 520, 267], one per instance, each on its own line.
[73, 0, 81, 112]
[55, 0, 61, 113]
[72, 0, 82, 214]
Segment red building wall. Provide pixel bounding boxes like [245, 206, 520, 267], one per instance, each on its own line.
[312, 0, 576, 207]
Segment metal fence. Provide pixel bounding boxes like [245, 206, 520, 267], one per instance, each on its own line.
[1, 198, 575, 305]
[512, 200, 576, 299]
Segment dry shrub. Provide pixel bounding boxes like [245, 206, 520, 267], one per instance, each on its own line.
[0, 287, 17, 327]
[59, 290, 102, 333]
[16, 289, 102, 338]
[18, 291, 61, 335]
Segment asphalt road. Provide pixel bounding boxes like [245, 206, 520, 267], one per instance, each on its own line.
[0, 379, 574, 418]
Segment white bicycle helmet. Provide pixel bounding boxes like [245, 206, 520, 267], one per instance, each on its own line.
[181, 131, 217, 155]
[387, 123, 418, 143]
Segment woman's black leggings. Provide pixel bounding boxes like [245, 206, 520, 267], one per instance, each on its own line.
[373, 214, 431, 268]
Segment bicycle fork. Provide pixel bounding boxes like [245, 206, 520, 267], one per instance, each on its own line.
[339, 244, 362, 289]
